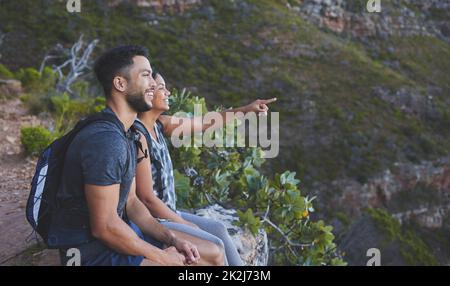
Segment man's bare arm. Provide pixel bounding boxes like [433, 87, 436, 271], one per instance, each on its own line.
[84, 183, 181, 265]
[126, 179, 200, 264]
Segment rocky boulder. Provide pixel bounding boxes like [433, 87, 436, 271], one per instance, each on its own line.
[194, 204, 269, 266]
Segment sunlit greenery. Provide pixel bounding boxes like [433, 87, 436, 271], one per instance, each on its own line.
[167, 89, 346, 265]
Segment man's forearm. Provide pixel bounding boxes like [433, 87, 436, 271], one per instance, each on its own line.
[127, 196, 176, 246]
[93, 215, 166, 262]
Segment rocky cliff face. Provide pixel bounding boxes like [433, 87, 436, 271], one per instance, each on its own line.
[106, 0, 203, 12]
[288, 0, 450, 42]
[314, 156, 450, 229]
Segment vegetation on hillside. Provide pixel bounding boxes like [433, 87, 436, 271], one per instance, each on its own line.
[1, 0, 448, 187]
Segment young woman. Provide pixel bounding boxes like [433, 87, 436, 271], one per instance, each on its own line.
[135, 72, 276, 265]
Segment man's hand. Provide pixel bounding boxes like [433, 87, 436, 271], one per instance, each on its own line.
[243, 98, 277, 115]
[161, 246, 187, 266]
[172, 237, 200, 265]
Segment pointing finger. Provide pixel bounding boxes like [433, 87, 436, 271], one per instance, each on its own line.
[261, 98, 277, 104]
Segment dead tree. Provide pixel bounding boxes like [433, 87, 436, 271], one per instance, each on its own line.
[51, 35, 99, 95]
[39, 43, 67, 74]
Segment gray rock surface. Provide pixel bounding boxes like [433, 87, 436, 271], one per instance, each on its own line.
[194, 204, 269, 266]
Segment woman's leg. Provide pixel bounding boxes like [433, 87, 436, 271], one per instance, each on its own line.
[179, 212, 244, 266]
[161, 221, 227, 266]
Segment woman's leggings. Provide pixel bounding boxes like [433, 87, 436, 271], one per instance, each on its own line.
[160, 211, 244, 266]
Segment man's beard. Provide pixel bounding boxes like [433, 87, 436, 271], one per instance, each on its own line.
[126, 90, 152, 113]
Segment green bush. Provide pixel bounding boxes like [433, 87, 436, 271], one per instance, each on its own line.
[20, 126, 56, 155]
[15, 68, 41, 89]
[15, 66, 57, 93]
[0, 64, 14, 78]
[17, 66, 59, 115]
[16, 67, 106, 133]
[50, 93, 106, 134]
[167, 90, 346, 265]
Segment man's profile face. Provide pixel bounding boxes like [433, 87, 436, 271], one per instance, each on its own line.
[124, 55, 156, 112]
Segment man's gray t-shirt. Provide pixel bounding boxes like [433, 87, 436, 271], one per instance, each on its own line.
[56, 108, 137, 259]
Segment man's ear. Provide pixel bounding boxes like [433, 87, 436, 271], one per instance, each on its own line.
[113, 76, 127, 92]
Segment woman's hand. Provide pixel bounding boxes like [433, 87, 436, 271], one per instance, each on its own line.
[243, 98, 277, 115]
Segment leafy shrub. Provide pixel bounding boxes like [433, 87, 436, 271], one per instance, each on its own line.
[18, 66, 59, 114]
[50, 92, 105, 134]
[15, 68, 42, 90]
[0, 64, 14, 78]
[17, 65, 106, 134]
[18, 69, 96, 154]
[20, 126, 56, 155]
[167, 89, 346, 265]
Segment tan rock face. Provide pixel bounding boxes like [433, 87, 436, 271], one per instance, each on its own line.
[327, 157, 450, 229]
[291, 0, 450, 40]
[106, 0, 202, 12]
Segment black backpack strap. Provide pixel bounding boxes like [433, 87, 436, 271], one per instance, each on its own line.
[132, 120, 166, 198]
[133, 120, 153, 154]
[129, 125, 148, 164]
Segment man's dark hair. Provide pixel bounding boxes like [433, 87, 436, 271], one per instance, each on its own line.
[94, 45, 149, 98]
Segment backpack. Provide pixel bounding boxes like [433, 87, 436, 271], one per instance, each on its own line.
[25, 111, 127, 248]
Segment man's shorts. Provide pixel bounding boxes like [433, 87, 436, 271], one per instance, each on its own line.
[60, 222, 163, 266]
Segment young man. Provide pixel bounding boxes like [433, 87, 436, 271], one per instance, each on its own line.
[56, 45, 202, 266]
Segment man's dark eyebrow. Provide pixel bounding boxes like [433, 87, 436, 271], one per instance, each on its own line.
[139, 69, 152, 73]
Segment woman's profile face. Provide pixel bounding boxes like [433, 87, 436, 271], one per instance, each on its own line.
[151, 73, 171, 111]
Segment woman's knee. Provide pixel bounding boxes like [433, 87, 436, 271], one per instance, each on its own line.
[205, 241, 225, 266]
[210, 220, 228, 237]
